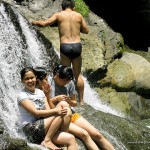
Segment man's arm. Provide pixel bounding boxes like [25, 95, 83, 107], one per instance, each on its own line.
[80, 17, 89, 34]
[32, 13, 58, 27]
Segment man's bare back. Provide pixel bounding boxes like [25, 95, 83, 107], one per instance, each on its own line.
[56, 9, 86, 43]
[32, 8, 88, 44]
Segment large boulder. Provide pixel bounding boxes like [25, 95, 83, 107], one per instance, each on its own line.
[93, 52, 150, 117]
[100, 52, 150, 93]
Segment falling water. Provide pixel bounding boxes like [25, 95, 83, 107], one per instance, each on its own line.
[0, 2, 56, 138]
[84, 77, 125, 117]
[0, 3, 24, 137]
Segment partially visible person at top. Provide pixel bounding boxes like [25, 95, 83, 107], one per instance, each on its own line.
[17, 67, 78, 150]
[32, 0, 89, 105]
[35, 65, 115, 150]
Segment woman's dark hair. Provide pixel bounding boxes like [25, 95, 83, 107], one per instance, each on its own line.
[53, 64, 74, 80]
[61, 0, 75, 10]
[20, 67, 35, 80]
[34, 67, 47, 80]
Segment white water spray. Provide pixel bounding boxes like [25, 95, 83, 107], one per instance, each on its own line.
[84, 77, 124, 117]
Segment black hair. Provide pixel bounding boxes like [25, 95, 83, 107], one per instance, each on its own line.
[20, 67, 35, 80]
[53, 64, 74, 80]
[61, 0, 75, 10]
[34, 67, 47, 80]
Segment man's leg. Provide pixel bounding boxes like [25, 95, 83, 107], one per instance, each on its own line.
[72, 56, 84, 105]
[60, 52, 84, 105]
[60, 52, 71, 66]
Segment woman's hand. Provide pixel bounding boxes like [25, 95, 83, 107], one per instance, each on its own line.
[65, 95, 77, 107]
[55, 106, 68, 116]
[65, 96, 72, 104]
[42, 83, 51, 97]
[55, 95, 68, 102]
[52, 95, 77, 107]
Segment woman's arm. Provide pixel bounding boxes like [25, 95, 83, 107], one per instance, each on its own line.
[51, 94, 77, 107]
[41, 83, 55, 109]
[20, 99, 67, 117]
[65, 95, 77, 107]
[47, 97, 55, 109]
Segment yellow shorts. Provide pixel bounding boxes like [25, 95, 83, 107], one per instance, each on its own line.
[71, 113, 81, 123]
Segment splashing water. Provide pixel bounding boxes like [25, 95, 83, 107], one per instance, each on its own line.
[0, 3, 53, 138]
[84, 77, 125, 117]
[0, 3, 24, 137]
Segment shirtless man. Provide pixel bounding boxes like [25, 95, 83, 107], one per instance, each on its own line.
[32, 0, 89, 105]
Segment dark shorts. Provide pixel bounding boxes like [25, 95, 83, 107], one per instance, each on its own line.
[23, 119, 45, 144]
[60, 43, 82, 59]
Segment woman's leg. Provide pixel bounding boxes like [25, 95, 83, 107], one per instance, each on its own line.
[69, 122, 99, 150]
[75, 117, 115, 150]
[53, 131, 78, 150]
[41, 116, 63, 150]
[57, 100, 70, 108]
[56, 101, 72, 132]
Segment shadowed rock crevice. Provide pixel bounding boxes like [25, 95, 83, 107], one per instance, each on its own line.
[84, 0, 150, 50]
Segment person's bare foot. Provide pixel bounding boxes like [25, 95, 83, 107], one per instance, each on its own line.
[79, 100, 84, 105]
[41, 141, 62, 150]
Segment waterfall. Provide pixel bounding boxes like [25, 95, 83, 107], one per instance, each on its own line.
[0, 3, 24, 137]
[0, 2, 57, 138]
[0, 2, 128, 149]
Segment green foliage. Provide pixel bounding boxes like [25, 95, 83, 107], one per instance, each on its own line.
[75, 0, 90, 17]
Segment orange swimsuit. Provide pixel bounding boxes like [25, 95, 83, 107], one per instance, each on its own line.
[71, 113, 81, 123]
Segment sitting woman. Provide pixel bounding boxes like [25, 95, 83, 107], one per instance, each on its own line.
[17, 67, 78, 150]
[35, 65, 115, 150]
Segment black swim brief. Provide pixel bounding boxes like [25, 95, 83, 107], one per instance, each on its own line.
[60, 43, 82, 59]
[23, 119, 45, 144]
